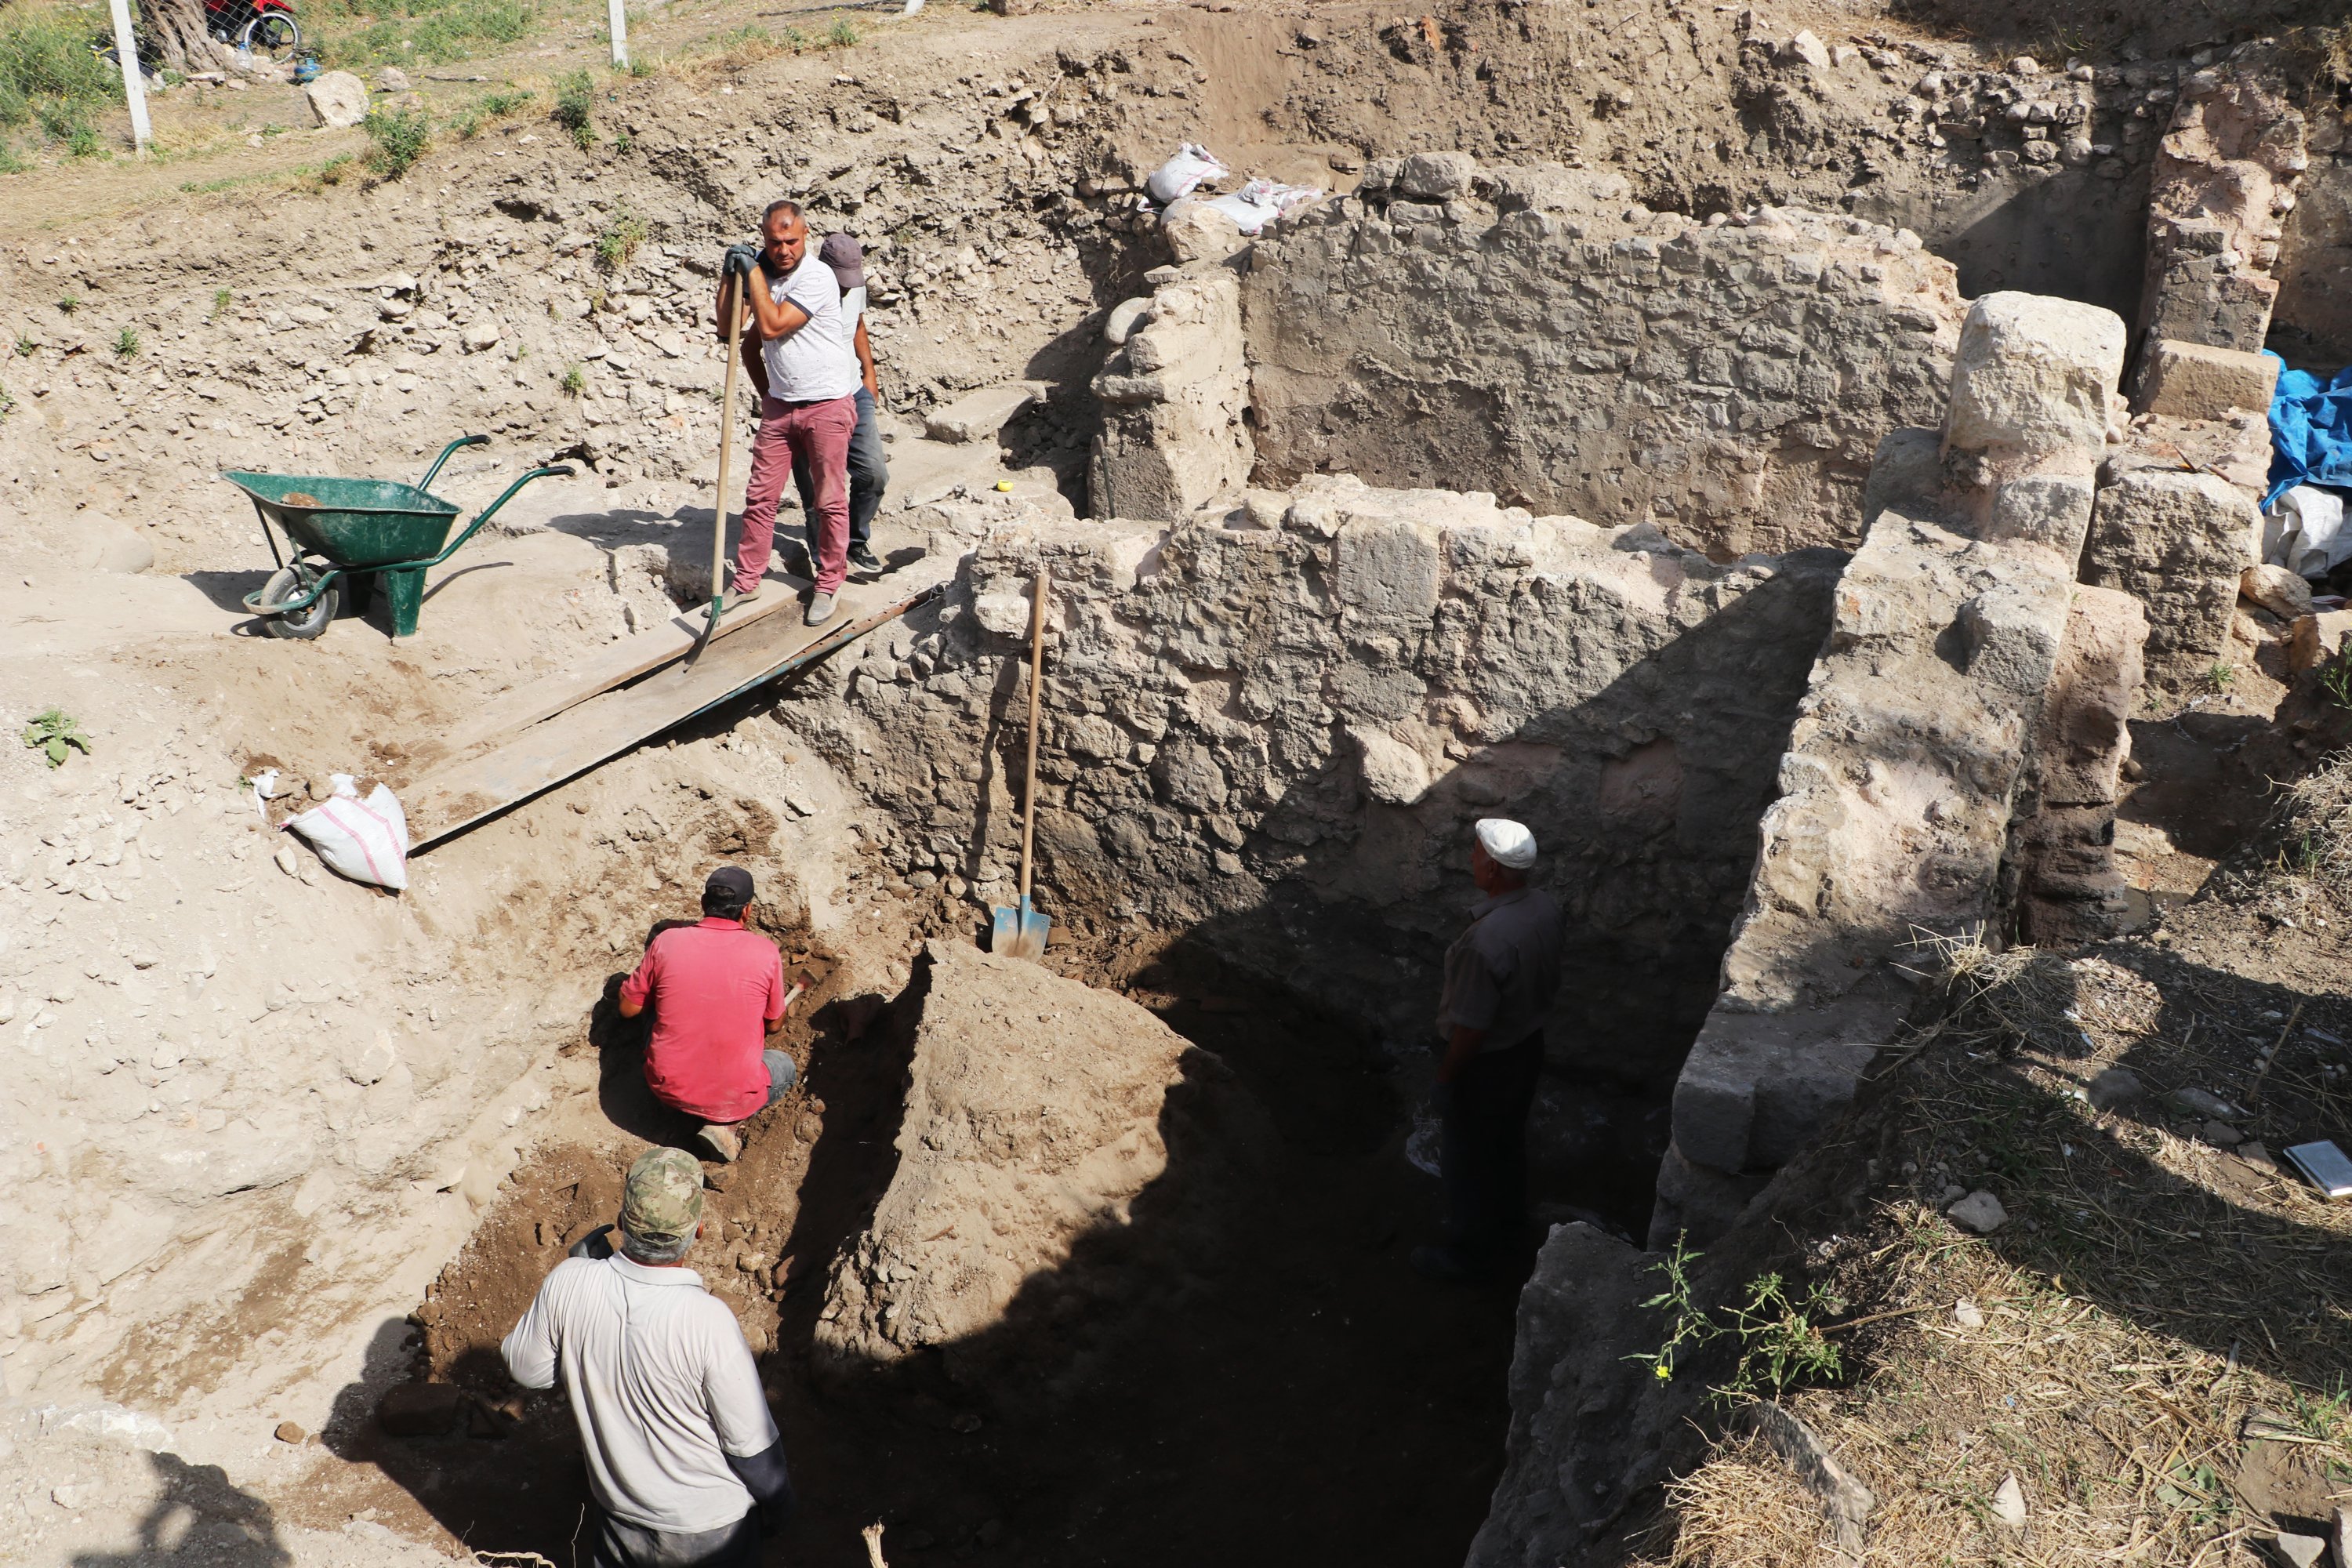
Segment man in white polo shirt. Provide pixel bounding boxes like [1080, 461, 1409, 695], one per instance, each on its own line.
[503, 1147, 794, 1568]
[717, 198, 862, 627]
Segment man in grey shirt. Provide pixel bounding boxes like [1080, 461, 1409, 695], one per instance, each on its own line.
[503, 1147, 794, 1567]
[1414, 818, 1563, 1283]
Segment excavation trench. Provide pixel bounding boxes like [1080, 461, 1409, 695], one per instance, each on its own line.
[317, 876, 1714, 1566]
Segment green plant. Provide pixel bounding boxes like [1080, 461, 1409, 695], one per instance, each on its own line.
[362, 105, 431, 179]
[825, 16, 859, 47]
[1713, 1272, 1846, 1404]
[1628, 1232, 1713, 1385]
[454, 85, 533, 137]
[0, 140, 24, 174]
[553, 67, 594, 149]
[0, 5, 118, 132]
[626, 54, 653, 77]
[56, 292, 77, 315]
[13, 333, 34, 356]
[560, 361, 586, 395]
[21, 707, 93, 768]
[2323, 650, 2352, 712]
[2208, 659, 2236, 691]
[0, 381, 14, 419]
[610, 129, 631, 154]
[112, 326, 137, 358]
[320, 0, 535, 70]
[64, 120, 100, 158]
[1628, 1233, 1846, 1406]
[594, 208, 648, 272]
[210, 287, 232, 319]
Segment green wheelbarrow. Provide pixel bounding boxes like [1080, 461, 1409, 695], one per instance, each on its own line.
[221, 434, 575, 641]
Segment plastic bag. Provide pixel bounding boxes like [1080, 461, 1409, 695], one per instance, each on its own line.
[285, 775, 411, 891]
[1146, 143, 1230, 205]
[2266, 485, 2350, 580]
[1203, 178, 1324, 235]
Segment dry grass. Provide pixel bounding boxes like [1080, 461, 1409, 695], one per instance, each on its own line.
[1639, 902, 2352, 1566]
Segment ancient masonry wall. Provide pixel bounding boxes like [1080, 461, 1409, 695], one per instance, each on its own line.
[779, 481, 1840, 1078]
[1240, 161, 1966, 557]
[1654, 290, 2134, 1245]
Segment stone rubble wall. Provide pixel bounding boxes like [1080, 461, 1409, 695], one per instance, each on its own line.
[779, 478, 1842, 1077]
[1653, 290, 2133, 1246]
[2082, 466, 2265, 691]
[1087, 265, 1253, 522]
[1239, 165, 1965, 558]
[2004, 586, 2150, 947]
[2135, 67, 2308, 365]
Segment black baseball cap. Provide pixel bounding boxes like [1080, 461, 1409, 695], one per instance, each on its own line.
[705, 866, 755, 902]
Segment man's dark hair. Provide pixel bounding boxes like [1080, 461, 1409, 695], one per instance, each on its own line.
[761, 198, 804, 228]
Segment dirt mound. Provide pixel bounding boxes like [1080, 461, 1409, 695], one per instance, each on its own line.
[815, 939, 1228, 1381]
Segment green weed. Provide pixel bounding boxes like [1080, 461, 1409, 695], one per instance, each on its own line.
[594, 209, 648, 271]
[2323, 649, 2352, 712]
[64, 119, 100, 158]
[112, 325, 137, 358]
[553, 67, 594, 149]
[560, 361, 586, 395]
[362, 104, 431, 179]
[1628, 1232, 1846, 1406]
[13, 333, 34, 356]
[2208, 660, 2236, 692]
[56, 292, 77, 315]
[1628, 1232, 1713, 1385]
[321, 0, 535, 69]
[0, 140, 24, 174]
[210, 287, 232, 319]
[453, 85, 533, 137]
[0, 381, 13, 419]
[825, 17, 859, 47]
[21, 707, 93, 768]
[0, 5, 118, 132]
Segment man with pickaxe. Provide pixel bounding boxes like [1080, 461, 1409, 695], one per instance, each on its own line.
[713, 199, 863, 628]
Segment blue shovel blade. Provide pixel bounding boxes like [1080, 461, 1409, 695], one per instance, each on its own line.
[990, 895, 1051, 959]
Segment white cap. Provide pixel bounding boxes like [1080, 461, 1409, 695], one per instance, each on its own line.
[1474, 818, 1537, 869]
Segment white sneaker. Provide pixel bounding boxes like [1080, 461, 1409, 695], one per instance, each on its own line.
[805, 592, 837, 628]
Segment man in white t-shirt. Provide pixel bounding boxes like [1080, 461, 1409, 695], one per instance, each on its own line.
[716, 199, 863, 627]
[503, 1147, 794, 1568]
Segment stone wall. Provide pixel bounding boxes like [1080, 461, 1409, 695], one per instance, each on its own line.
[1654, 291, 2133, 1245]
[779, 479, 1841, 1080]
[1087, 266, 1253, 522]
[1238, 166, 1965, 557]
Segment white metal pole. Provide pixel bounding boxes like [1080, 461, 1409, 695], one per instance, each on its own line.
[107, 0, 151, 155]
[607, 0, 627, 70]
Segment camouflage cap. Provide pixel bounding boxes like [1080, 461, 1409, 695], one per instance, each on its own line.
[619, 1147, 704, 1243]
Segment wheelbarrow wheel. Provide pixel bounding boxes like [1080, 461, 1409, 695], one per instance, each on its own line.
[260, 566, 338, 641]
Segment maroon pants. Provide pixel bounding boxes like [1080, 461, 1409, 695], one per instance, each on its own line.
[735, 392, 857, 597]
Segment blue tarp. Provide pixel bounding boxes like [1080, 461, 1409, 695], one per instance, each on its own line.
[2267, 350, 2352, 509]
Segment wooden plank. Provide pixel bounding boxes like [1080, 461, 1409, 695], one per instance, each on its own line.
[421, 569, 813, 763]
[406, 575, 942, 851]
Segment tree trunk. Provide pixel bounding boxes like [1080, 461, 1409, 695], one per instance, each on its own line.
[139, 0, 237, 74]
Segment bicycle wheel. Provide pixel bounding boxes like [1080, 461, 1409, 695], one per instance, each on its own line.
[240, 11, 302, 56]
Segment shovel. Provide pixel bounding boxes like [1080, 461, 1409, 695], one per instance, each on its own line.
[688, 261, 750, 666]
[991, 563, 1052, 960]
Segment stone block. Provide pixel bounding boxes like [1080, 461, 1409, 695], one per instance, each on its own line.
[2241, 563, 2312, 620]
[1944, 291, 2127, 464]
[2290, 609, 2352, 674]
[1349, 724, 1432, 806]
[2135, 338, 2281, 419]
[2140, 248, 2278, 354]
[2082, 468, 2263, 687]
[304, 71, 369, 130]
[1160, 199, 1246, 266]
[924, 382, 1044, 445]
[1857, 427, 1943, 532]
[1983, 474, 2095, 555]
[1395, 151, 1478, 199]
[1332, 516, 1440, 626]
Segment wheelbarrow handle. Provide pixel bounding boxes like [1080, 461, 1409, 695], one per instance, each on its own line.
[420, 464, 579, 570]
[415, 434, 492, 494]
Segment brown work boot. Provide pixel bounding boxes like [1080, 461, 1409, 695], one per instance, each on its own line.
[695, 1122, 742, 1163]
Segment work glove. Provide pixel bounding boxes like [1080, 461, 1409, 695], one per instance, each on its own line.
[722, 241, 761, 279]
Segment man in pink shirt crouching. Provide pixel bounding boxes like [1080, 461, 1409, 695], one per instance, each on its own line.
[619, 866, 800, 1163]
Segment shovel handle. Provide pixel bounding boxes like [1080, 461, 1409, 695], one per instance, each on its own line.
[1018, 564, 1049, 904]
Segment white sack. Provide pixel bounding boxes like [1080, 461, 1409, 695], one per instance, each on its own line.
[285, 775, 410, 891]
[1146, 142, 1230, 205]
[1203, 177, 1325, 235]
[2267, 485, 2350, 580]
